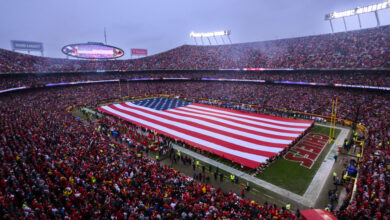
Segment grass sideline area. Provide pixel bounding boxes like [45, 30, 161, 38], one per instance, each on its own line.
[257, 125, 341, 195]
[179, 144, 255, 174]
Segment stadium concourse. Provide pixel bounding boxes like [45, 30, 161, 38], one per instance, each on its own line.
[0, 26, 389, 219]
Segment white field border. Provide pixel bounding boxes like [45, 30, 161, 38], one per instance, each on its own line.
[171, 123, 350, 208]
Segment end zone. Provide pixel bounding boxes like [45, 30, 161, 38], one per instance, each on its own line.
[284, 133, 330, 169]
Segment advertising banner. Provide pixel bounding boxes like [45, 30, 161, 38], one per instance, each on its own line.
[11, 40, 43, 51]
[131, 48, 147, 55]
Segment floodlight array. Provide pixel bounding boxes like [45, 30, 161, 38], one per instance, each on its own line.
[190, 30, 230, 38]
[326, 1, 390, 20]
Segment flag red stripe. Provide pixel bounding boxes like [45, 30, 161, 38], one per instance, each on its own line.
[192, 103, 313, 124]
[166, 107, 296, 140]
[98, 101, 313, 168]
[121, 103, 287, 147]
[186, 104, 310, 129]
[109, 104, 277, 157]
[99, 106, 262, 168]
[172, 107, 302, 134]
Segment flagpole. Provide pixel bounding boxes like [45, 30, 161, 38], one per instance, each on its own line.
[104, 27, 107, 45]
[333, 98, 338, 139]
[127, 80, 130, 99]
[329, 99, 334, 143]
[118, 80, 122, 100]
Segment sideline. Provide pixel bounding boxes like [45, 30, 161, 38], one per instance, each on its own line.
[81, 107, 102, 117]
[171, 143, 311, 206]
[303, 124, 350, 204]
[171, 124, 350, 208]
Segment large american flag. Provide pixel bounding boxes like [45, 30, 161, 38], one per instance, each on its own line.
[98, 98, 313, 168]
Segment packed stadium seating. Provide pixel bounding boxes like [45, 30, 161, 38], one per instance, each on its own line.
[1, 24, 390, 219]
[1, 71, 390, 91]
[1, 25, 390, 74]
[0, 80, 389, 219]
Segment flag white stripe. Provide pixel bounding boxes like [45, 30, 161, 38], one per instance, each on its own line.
[188, 105, 312, 127]
[179, 106, 307, 132]
[125, 102, 295, 140]
[115, 103, 287, 151]
[167, 108, 299, 137]
[101, 105, 268, 163]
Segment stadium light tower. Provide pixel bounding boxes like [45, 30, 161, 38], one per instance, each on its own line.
[190, 30, 232, 45]
[325, 0, 390, 32]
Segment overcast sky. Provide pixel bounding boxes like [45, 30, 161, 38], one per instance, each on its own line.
[0, 0, 389, 59]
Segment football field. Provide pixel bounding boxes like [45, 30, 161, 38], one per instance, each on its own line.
[258, 125, 341, 195]
[87, 97, 348, 208]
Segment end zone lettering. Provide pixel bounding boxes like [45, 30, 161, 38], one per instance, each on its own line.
[284, 133, 329, 168]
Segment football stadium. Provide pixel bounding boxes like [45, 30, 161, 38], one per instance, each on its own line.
[1, 1, 390, 219]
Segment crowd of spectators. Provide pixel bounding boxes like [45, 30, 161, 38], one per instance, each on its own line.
[0, 80, 389, 218]
[1, 70, 390, 91]
[1, 25, 390, 74]
[1, 21, 390, 219]
[0, 83, 300, 219]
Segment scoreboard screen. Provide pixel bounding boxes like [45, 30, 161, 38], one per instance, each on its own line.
[62, 43, 124, 59]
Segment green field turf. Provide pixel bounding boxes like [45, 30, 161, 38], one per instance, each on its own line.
[257, 125, 341, 195]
